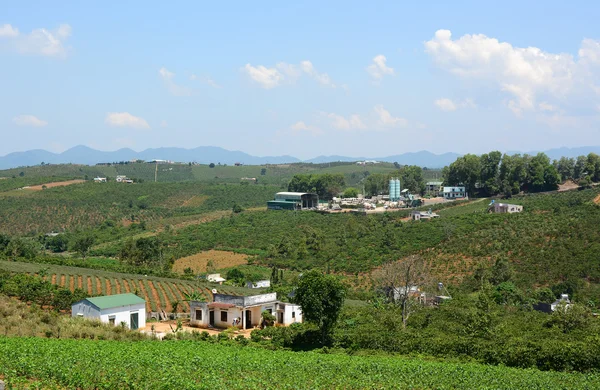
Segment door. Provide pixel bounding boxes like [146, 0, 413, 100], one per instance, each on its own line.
[130, 312, 139, 330]
[278, 312, 283, 324]
[209, 310, 215, 327]
[245, 310, 252, 329]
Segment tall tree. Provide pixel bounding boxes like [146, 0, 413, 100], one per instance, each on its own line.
[555, 157, 575, 182]
[480, 151, 502, 196]
[373, 255, 430, 328]
[293, 270, 346, 344]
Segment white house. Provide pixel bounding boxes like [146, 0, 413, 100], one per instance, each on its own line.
[190, 293, 302, 329]
[246, 280, 271, 289]
[71, 293, 146, 330]
[489, 201, 523, 214]
[411, 210, 440, 221]
[443, 186, 466, 199]
[93, 177, 107, 183]
[207, 273, 226, 284]
[551, 294, 572, 311]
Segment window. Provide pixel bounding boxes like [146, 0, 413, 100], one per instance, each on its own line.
[195, 309, 202, 321]
[220, 311, 228, 322]
[108, 316, 116, 325]
[292, 312, 296, 318]
[267, 308, 272, 315]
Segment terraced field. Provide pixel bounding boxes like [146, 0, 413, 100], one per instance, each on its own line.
[0, 261, 255, 313]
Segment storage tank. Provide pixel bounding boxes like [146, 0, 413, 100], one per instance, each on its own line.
[389, 178, 401, 201]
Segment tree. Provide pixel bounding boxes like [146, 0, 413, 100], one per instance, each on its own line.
[209, 163, 215, 168]
[292, 270, 346, 344]
[364, 173, 387, 196]
[398, 165, 425, 194]
[373, 255, 430, 328]
[555, 157, 575, 182]
[46, 234, 69, 253]
[574, 155, 587, 180]
[260, 168, 267, 176]
[342, 187, 359, 198]
[232, 203, 243, 213]
[72, 235, 95, 259]
[480, 151, 502, 196]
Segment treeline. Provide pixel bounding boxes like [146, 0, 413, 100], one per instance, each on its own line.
[443, 151, 600, 197]
[363, 166, 426, 196]
[288, 173, 345, 199]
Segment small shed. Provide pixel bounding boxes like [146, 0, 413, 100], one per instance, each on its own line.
[489, 201, 523, 214]
[207, 273, 226, 284]
[71, 293, 146, 330]
[246, 280, 271, 289]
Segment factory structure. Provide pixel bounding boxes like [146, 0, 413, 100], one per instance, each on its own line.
[267, 192, 320, 210]
[389, 178, 401, 201]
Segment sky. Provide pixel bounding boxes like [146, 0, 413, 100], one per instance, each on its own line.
[1, 1, 600, 160]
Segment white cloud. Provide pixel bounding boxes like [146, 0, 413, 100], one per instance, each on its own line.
[325, 113, 366, 130]
[12, 114, 47, 127]
[159, 67, 192, 96]
[243, 60, 336, 88]
[105, 112, 150, 129]
[243, 64, 284, 89]
[300, 60, 335, 87]
[190, 74, 222, 88]
[434, 97, 476, 112]
[160, 120, 168, 128]
[0, 24, 19, 37]
[290, 121, 322, 136]
[538, 102, 558, 112]
[424, 29, 600, 115]
[366, 55, 395, 81]
[0, 23, 72, 57]
[374, 105, 407, 127]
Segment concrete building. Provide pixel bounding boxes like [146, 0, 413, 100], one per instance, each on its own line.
[534, 294, 572, 314]
[71, 293, 146, 330]
[426, 181, 443, 196]
[93, 177, 107, 183]
[267, 192, 319, 210]
[246, 280, 271, 289]
[190, 293, 302, 329]
[207, 274, 226, 284]
[443, 186, 466, 199]
[411, 210, 440, 221]
[488, 201, 523, 214]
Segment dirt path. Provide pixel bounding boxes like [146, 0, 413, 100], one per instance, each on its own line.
[77, 275, 83, 290]
[172, 249, 249, 274]
[86, 276, 93, 295]
[123, 279, 131, 293]
[69, 275, 75, 291]
[24, 179, 85, 191]
[114, 279, 121, 294]
[105, 278, 112, 295]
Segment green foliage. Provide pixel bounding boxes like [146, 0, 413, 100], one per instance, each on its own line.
[293, 270, 346, 344]
[1, 338, 599, 388]
[72, 235, 95, 259]
[288, 173, 345, 199]
[342, 187, 359, 198]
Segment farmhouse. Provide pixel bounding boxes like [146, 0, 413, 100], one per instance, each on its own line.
[190, 292, 302, 329]
[71, 293, 146, 330]
[207, 273, 226, 284]
[246, 280, 271, 289]
[411, 210, 440, 221]
[443, 186, 466, 199]
[534, 294, 572, 314]
[267, 192, 319, 210]
[488, 201, 523, 214]
[93, 177, 107, 183]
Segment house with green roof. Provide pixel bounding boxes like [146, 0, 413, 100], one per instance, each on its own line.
[72, 293, 146, 330]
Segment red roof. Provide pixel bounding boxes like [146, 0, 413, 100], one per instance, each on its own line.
[207, 302, 236, 309]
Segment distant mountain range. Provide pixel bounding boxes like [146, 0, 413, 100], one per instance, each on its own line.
[0, 145, 599, 170]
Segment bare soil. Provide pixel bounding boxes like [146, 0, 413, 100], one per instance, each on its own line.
[172, 250, 249, 274]
[105, 279, 111, 295]
[142, 321, 253, 338]
[114, 279, 121, 294]
[86, 276, 93, 295]
[594, 194, 600, 205]
[24, 179, 85, 191]
[559, 180, 579, 192]
[147, 281, 165, 311]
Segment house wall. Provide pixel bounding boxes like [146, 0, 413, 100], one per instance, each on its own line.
[189, 301, 209, 327]
[279, 304, 302, 325]
[71, 301, 146, 329]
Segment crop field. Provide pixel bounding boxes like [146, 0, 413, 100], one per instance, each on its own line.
[0, 181, 278, 235]
[0, 260, 253, 313]
[172, 250, 250, 274]
[1, 338, 598, 389]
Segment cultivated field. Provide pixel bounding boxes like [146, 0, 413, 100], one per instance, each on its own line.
[172, 250, 249, 274]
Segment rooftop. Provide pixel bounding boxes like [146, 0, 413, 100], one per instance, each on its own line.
[84, 293, 145, 310]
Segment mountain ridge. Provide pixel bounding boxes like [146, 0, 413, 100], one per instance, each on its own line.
[1, 145, 599, 170]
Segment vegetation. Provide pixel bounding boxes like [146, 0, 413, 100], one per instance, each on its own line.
[1, 338, 599, 389]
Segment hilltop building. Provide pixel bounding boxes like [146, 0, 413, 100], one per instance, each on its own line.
[443, 186, 466, 199]
[71, 293, 146, 330]
[190, 292, 302, 329]
[426, 181, 443, 196]
[488, 200, 523, 214]
[267, 192, 319, 210]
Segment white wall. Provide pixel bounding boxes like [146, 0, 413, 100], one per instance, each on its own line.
[71, 301, 145, 330]
[280, 304, 302, 325]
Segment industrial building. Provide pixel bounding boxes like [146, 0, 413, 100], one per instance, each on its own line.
[426, 181, 443, 196]
[267, 192, 319, 210]
[389, 178, 401, 201]
[443, 186, 466, 199]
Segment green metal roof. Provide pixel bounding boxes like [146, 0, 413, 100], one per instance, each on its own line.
[85, 293, 145, 310]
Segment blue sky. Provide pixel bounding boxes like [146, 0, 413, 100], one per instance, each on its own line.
[1, 1, 600, 159]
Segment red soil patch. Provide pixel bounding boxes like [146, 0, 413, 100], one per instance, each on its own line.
[134, 280, 152, 312]
[155, 282, 173, 312]
[169, 284, 189, 311]
[25, 179, 85, 191]
[114, 279, 121, 294]
[146, 281, 162, 311]
[69, 275, 75, 291]
[59, 275, 66, 288]
[559, 180, 579, 192]
[96, 277, 103, 295]
[51, 274, 57, 284]
[123, 279, 131, 293]
[77, 276, 83, 290]
[594, 194, 600, 205]
[86, 276, 93, 295]
[105, 279, 112, 295]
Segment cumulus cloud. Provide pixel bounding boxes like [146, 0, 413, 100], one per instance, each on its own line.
[325, 113, 367, 130]
[0, 23, 72, 57]
[434, 98, 476, 112]
[425, 29, 600, 115]
[243, 61, 336, 88]
[105, 112, 150, 129]
[12, 114, 47, 127]
[290, 121, 322, 136]
[366, 55, 395, 81]
[374, 105, 407, 127]
[159, 67, 192, 96]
